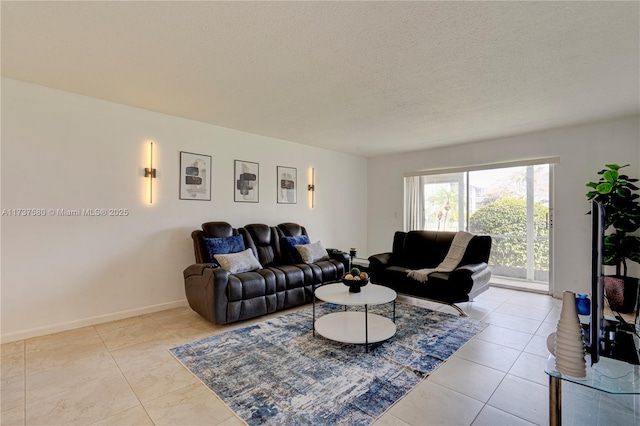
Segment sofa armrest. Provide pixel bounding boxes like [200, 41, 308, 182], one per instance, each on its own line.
[368, 252, 392, 280]
[327, 249, 350, 272]
[183, 263, 220, 278]
[368, 252, 392, 269]
[451, 262, 491, 298]
[451, 262, 488, 278]
[183, 263, 231, 324]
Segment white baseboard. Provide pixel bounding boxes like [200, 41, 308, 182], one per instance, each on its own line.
[0, 299, 189, 344]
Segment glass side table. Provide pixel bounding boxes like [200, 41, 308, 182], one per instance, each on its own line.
[545, 355, 640, 426]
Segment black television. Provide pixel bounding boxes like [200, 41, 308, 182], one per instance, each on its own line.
[588, 200, 604, 365]
[588, 200, 640, 365]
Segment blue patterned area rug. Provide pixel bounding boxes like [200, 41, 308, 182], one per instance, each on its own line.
[170, 302, 487, 425]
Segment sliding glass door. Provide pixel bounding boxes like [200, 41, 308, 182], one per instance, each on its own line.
[406, 164, 551, 291]
[421, 172, 466, 232]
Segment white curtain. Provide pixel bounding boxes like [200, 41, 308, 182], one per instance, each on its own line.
[405, 176, 423, 231]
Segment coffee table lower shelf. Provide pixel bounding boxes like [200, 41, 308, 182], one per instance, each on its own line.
[314, 311, 396, 345]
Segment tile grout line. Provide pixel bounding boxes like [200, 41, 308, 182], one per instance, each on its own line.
[93, 324, 156, 425]
[492, 292, 558, 425]
[472, 292, 547, 426]
[8, 289, 561, 426]
[430, 291, 539, 425]
[23, 339, 26, 425]
[94, 312, 213, 425]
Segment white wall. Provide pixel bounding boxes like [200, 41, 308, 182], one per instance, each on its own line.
[368, 116, 640, 297]
[3, 78, 637, 342]
[0, 78, 368, 342]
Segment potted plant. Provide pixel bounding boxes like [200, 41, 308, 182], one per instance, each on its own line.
[586, 164, 640, 313]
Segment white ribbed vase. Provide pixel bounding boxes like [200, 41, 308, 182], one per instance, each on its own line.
[553, 291, 586, 377]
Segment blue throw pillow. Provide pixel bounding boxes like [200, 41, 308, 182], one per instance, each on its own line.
[280, 235, 310, 263]
[204, 235, 245, 263]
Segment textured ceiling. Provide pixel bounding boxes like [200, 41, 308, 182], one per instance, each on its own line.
[2, 2, 638, 157]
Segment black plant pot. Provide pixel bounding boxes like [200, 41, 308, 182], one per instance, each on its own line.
[603, 275, 640, 314]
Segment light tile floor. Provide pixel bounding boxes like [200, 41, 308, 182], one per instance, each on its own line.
[1, 287, 639, 425]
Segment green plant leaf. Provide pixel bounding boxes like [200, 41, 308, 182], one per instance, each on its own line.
[597, 183, 613, 194]
[605, 164, 622, 170]
[603, 170, 619, 183]
[617, 187, 631, 197]
[586, 182, 598, 189]
[586, 164, 640, 274]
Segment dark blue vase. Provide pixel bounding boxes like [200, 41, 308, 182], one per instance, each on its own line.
[576, 293, 590, 315]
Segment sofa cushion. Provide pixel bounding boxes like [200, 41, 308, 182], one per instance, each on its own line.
[308, 259, 343, 282]
[214, 248, 262, 273]
[277, 222, 307, 237]
[280, 235, 310, 263]
[204, 235, 245, 261]
[296, 241, 329, 264]
[242, 224, 281, 267]
[403, 231, 455, 268]
[202, 221, 236, 237]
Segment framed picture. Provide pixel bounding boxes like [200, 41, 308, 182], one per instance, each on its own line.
[234, 160, 259, 202]
[179, 151, 211, 201]
[277, 166, 297, 204]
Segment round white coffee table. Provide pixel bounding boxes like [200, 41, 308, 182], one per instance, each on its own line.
[313, 283, 397, 352]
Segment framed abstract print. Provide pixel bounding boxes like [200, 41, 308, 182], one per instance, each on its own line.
[180, 151, 211, 201]
[234, 160, 259, 202]
[277, 166, 297, 204]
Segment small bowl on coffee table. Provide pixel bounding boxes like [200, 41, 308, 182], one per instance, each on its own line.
[342, 276, 370, 293]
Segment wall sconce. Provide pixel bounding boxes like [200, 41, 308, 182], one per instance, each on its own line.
[308, 167, 315, 209]
[144, 141, 157, 203]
